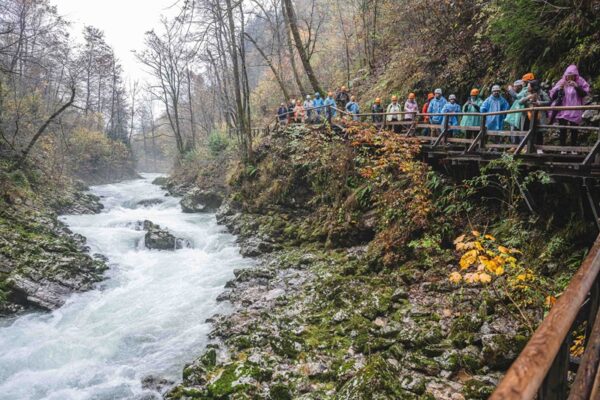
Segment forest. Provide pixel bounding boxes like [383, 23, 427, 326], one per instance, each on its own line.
[1, 0, 600, 399]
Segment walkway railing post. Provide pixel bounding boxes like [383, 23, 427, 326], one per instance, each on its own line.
[479, 115, 487, 151]
[528, 110, 539, 154]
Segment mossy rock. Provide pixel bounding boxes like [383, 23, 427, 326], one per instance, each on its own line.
[270, 383, 292, 400]
[335, 355, 418, 399]
[481, 333, 528, 369]
[462, 378, 495, 400]
[200, 348, 217, 368]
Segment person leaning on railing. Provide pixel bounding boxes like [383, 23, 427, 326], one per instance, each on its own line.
[549, 64, 591, 147]
[303, 95, 313, 123]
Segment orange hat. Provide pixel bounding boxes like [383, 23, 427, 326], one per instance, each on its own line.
[522, 72, 535, 82]
[375, 98, 381, 104]
[427, 93, 434, 100]
[470, 88, 480, 96]
[408, 93, 416, 99]
[391, 95, 398, 101]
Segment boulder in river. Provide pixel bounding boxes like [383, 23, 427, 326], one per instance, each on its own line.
[143, 220, 190, 250]
[136, 198, 164, 207]
[180, 188, 223, 213]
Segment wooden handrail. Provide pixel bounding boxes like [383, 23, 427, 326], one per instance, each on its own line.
[491, 234, 600, 400]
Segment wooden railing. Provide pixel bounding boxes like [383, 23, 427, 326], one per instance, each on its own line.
[490, 234, 600, 400]
[322, 104, 600, 167]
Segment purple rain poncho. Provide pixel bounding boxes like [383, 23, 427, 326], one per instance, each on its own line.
[550, 65, 590, 125]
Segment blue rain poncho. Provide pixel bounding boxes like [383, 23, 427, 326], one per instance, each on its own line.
[312, 96, 325, 114]
[427, 96, 448, 124]
[346, 101, 360, 121]
[480, 95, 510, 130]
[460, 97, 483, 128]
[441, 102, 461, 126]
[324, 97, 336, 118]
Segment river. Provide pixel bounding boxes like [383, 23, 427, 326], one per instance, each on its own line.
[0, 174, 251, 399]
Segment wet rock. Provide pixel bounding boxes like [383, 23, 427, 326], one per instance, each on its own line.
[481, 333, 527, 369]
[141, 375, 175, 394]
[180, 188, 223, 213]
[136, 198, 164, 207]
[57, 192, 104, 215]
[142, 220, 189, 250]
[239, 237, 274, 257]
[151, 176, 169, 187]
[143, 221, 177, 250]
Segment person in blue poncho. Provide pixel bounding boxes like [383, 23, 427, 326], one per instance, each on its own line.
[480, 85, 510, 131]
[345, 96, 360, 121]
[312, 92, 324, 121]
[441, 94, 461, 137]
[324, 91, 337, 122]
[427, 88, 447, 135]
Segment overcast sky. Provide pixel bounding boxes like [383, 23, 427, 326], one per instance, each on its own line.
[53, 0, 179, 82]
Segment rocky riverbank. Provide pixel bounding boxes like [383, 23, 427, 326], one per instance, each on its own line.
[162, 123, 594, 399]
[0, 167, 108, 316]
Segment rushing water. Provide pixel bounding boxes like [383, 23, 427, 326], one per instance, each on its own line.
[0, 174, 251, 400]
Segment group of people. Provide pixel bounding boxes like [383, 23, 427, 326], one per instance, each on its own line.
[276, 65, 591, 148]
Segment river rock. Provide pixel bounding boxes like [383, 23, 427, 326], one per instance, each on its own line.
[180, 188, 223, 213]
[141, 375, 175, 395]
[136, 198, 164, 207]
[239, 237, 274, 257]
[143, 221, 176, 250]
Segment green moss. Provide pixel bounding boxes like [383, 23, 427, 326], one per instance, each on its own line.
[270, 383, 292, 400]
[462, 379, 495, 400]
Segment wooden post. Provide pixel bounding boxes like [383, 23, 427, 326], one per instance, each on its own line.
[479, 114, 487, 152]
[528, 110, 539, 154]
[539, 338, 570, 400]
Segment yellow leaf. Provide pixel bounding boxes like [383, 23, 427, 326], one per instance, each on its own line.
[455, 242, 466, 251]
[498, 246, 510, 254]
[474, 242, 484, 251]
[449, 272, 462, 284]
[510, 248, 522, 254]
[495, 266, 505, 276]
[517, 274, 527, 281]
[464, 273, 477, 284]
[460, 250, 478, 270]
[484, 234, 496, 241]
[453, 234, 466, 245]
[477, 263, 485, 272]
[472, 230, 481, 237]
[479, 273, 492, 283]
[545, 295, 556, 308]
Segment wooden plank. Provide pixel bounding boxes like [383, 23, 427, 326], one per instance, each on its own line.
[485, 144, 518, 149]
[413, 136, 436, 141]
[447, 138, 475, 144]
[490, 235, 600, 400]
[487, 131, 528, 137]
[538, 125, 600, 133]
[536, 145, 593, 153]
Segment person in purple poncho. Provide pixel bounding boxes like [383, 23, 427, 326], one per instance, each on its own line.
[550, 65, 590, 146]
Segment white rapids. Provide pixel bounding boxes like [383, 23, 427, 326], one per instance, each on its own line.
[0, 174, 251, 400]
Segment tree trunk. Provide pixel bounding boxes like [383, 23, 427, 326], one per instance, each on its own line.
[18, 86, 76, 167]
[282, 0, 323, 95]
[244, 33, 290, 100]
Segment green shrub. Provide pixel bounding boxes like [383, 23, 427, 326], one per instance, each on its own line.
[208, 132, 229, 156]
